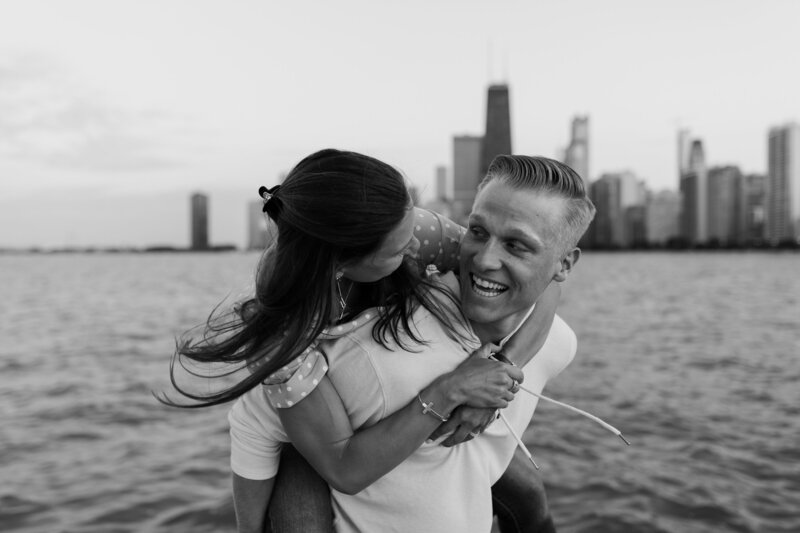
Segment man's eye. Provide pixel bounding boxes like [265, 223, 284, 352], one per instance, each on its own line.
[507, 241, 528, 253]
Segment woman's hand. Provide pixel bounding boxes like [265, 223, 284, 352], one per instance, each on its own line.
[427, 405, 498, 446]
[430, 343, 524, 411]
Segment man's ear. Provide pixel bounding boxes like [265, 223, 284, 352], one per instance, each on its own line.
[553, 247, 581, 282]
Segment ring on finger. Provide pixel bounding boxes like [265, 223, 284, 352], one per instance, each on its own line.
[469, 430, 480, 437]
[510, 379, 520, 393]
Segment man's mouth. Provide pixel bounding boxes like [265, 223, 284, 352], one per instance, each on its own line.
[470, 273, 508, 298]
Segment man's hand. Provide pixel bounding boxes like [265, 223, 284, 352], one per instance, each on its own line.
[428, 406, 498, 447]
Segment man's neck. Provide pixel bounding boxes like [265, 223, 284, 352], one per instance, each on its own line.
[470, 317, 518, 345]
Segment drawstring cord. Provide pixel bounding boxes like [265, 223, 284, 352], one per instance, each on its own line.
[492, 303, 630, 469]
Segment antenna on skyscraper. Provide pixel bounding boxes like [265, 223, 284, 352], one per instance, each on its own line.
[487, 39, 493, 83]
[502, 45, 509, 83]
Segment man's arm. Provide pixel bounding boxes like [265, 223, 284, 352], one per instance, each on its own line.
[232, 474, 274, 533]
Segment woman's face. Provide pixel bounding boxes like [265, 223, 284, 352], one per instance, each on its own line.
[344, 207, 419, 283]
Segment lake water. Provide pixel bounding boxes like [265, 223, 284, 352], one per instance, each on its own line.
[1, 252, 798, 532]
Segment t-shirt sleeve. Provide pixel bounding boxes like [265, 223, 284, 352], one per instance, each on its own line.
[262, 347, 329, 409]
[545, 315, 578, 379]
[228, 396, 283, 480]
[412, 207, 466, 274]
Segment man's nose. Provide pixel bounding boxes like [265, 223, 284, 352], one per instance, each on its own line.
[472, 239, 502, 271]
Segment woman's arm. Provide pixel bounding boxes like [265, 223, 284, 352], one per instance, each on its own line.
[411, 208, 465, 274]
[427, 282, 561, 445]
[232, 474, 274, 533]
[277, 345, 522, 495]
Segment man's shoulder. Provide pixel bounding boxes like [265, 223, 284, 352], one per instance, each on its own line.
[541, 314, 577, 377]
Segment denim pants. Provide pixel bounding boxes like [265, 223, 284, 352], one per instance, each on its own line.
[266, 444, 556, 533]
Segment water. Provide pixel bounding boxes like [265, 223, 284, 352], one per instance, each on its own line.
[1, 252, 798, 532]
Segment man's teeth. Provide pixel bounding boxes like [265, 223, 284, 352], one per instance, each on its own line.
[471, 274, 507, 297]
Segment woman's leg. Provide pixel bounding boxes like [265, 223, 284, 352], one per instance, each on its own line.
[491, 446, 557, 533]
[266, 444, 334, 533]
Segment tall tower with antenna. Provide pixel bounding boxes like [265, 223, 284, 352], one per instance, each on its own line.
[480, 41, 512, 177]
[480, 84, 512, 178]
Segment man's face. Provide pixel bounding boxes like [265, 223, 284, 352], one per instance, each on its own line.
[459, 179, 576, 336]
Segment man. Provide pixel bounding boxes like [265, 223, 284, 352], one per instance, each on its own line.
[235, 155, 595, 532]
[429, 154, 596, 532]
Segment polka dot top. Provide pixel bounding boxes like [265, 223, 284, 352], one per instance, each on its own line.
[261, 345, 330, 409]
[411, 207, 466, 274]
[262, 309, 379, 409]
[262, 208, 465, 409]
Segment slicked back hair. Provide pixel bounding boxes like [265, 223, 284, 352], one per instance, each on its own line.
[478, 155, 596, 255]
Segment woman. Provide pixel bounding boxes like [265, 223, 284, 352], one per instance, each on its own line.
[165, 149, 560, 532]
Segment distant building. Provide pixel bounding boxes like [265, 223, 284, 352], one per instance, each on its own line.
[480, 84, 512, 177]
[589, 174, 623, 247]
[707, 166, 742, 245]
[190, 192, 209, 250]
[589, 171, 646, 247]
[625, 205, 648, 247]
[680, 139, 708, 244]
[737, 173, 767, 245]
[646, 190, 681, 245]
[766, 123, 800, 244]
[618, 171, 646, 208]
[452, 134, 483, 220]
[677, 128, 692, 180]
[247, 200, 274, 251]
[435, 165, 450, 201]
[565, 115, 590, 182]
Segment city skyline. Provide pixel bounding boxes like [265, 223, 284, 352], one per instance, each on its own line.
[1, 0, 799, 248]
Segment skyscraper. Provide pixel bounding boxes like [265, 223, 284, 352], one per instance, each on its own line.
[677, 128, 692, 182]
[587, 170, 646, 248]
[435, 165, 449, 201]
[707, 166, 741, 245]
[766, 123, 800, 244]
[247, 200, 273, 251]
[452, 135, 483, 220]
[680, 139, 708, 244]
[589, 174, 623, 248]
[190, 192, 209, 250]
[737, 173, 766, 245]
[646, 190, 681, 245]
[565, 116, 589, 182]
[480, 84, 512, 177]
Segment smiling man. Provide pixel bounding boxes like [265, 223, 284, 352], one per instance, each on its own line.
[448, 154, 596, 533]
[460, 155, 595, 344]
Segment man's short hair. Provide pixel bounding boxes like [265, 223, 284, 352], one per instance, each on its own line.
[479, 155, 596, 255]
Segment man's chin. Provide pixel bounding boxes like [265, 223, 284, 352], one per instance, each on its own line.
[462, 295, 504, 325]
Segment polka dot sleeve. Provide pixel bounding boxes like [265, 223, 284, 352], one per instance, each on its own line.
[412, 207, 466, 274]
[262, 348, 329, 409]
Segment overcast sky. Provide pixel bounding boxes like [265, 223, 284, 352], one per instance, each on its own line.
[1, 0, 798, 248]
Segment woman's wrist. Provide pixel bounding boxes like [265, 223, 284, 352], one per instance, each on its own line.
[420, 374, 463, 417]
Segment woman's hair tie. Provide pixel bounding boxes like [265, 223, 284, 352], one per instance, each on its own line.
[258, 185, 283, 220]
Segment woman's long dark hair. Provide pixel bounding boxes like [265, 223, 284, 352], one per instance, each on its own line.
[162, 149, 465, 408]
